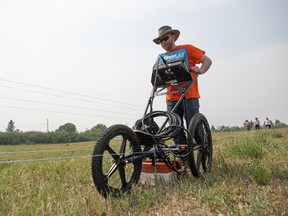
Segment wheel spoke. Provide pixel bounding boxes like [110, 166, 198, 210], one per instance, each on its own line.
[105, 162, 118, 180]
[202, 153, 207, 171]
[118, 138, 128, 188]
[118, 166, 127, 188]
[119, 137, 127, 155]
[193, 144, 202, 151]
[106, 145, 119, 161]
[195, 124, 204, 144]
[197, 151, 203, 170]
[203, 133, 208, 146]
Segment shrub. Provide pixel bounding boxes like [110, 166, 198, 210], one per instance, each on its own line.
[228, 138, 264, 159]
[251, 166, 270, 185]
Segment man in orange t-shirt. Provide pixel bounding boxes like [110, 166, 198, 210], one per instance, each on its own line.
[153, 25, 212, 145]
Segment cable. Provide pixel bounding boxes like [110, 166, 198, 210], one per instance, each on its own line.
[134, 111, 182, 141]
[0, 96, 141, 116]
[0, 105, 135, 121]
[0, 85, 143, 111]
[0, 78, 143, 108]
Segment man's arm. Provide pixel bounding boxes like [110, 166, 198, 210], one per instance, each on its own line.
[191, 55, 212, 74]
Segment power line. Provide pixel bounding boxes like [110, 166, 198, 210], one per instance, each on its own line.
[0, 85, 144, 111]
[0, 105, 138, 121]
[0, 78, 144, 108]
[0, 123, 65, 128]
[7, 124, 46, 128]
[0, 96, 141, 116]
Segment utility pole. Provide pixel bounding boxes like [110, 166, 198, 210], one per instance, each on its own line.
[47, 119, 49, 132]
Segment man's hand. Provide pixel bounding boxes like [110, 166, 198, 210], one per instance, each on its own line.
[191, 55, 212, 74]
[191, 66, 204, 74]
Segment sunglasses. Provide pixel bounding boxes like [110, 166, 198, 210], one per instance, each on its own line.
[159, 35, 170, 43]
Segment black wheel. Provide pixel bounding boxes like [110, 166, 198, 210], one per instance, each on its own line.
[187, 113, 213, 177]
[91, 124, 142, 198]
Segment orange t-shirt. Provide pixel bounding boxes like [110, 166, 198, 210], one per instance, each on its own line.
[166, 44, 205, 101]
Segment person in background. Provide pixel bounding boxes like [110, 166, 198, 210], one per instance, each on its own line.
[264, 117, 272, 129]
[244, 120, 251, 131]
[254, 117, 260, 130]
[153, 25, 212, 145]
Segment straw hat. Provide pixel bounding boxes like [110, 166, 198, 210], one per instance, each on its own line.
[153, 25, 180, 45]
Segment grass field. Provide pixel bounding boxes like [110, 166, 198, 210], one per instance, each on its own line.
[1, 128, 288, 215]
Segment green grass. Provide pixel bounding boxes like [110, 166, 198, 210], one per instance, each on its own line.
[1, 128, 288, 215]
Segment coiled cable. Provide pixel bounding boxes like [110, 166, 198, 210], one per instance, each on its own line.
[133, 110, 183, 141]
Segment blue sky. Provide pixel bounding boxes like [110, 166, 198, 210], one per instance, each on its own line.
[0, 0, 287, 132]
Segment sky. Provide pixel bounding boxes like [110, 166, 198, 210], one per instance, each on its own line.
[0, 0, 287, 132]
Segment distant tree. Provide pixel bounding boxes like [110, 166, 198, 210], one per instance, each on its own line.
[230, 126, 242, 131]
[56, 123, 77, 133]
[217, 125, 225, 131]
[211, 125, 216, 131]
[274, 119, 288, 128]
[6, 120, 15, 132]
[91, 124, 107, 132]
[82, 124, 107, 140]
[91, 124, 107, 137]
[213, 125, 244, 132]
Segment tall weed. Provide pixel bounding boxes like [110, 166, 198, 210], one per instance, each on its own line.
[226, 137, 264, 159]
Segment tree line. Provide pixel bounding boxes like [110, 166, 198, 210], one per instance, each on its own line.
[0, 121, 107, 145]
[1, 119, 287, 145]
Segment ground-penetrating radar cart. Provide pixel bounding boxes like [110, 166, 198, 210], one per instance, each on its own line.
[91, 48, 213, 198]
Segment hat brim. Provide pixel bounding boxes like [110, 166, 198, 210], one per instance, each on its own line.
[153, 29, 180, 45]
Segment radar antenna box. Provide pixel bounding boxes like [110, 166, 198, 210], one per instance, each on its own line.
[151, 48, 191, 87]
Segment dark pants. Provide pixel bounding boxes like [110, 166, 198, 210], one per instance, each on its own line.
[167, 98, 199, 144]
[255, 124, 260, 130]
